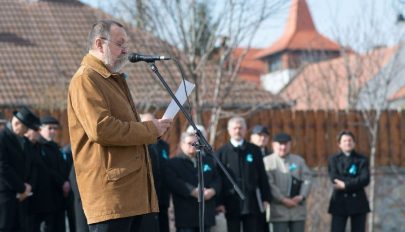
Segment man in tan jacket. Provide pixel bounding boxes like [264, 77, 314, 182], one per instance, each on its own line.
[67, 20, 172, 232]
[263, 133, 312, 232]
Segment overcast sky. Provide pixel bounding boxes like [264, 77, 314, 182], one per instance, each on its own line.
[80, 0, 402, 51]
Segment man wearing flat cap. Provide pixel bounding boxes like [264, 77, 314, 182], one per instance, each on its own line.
[38, 116, 71, 232]
[263, 132, 312, 232]
[0, 106, 40, 231]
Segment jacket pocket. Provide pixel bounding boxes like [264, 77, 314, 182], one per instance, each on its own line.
[106, 166, 139, 181]
[105, 146, 143, 181]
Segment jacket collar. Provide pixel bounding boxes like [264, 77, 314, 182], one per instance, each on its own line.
[177, 152, 195, 160]
[81, 53, 122, 79]
[338, 150, 356, 158]
[230, 139, 244, 148]
[227, 140, 247, 150]
[177, 153, 197, 166]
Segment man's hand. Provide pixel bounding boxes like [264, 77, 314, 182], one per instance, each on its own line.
[333, 179, 346, 190]
[281, 198, 297, 208]
[203, 188, 216, 200]
[153, 119, 172, 137]
[216, 205, 226, 214]
[17, 183, 32, 202]
[263, 201, 270, 209]
[62, 181, 71, 198]
[191, 188, 199, 199]
[291, 195, 304, 204]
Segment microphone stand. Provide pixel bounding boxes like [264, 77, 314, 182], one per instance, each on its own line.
[148, 62, 245, 232]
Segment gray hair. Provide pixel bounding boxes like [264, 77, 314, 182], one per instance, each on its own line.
[227, 116, 246, 129]
[180, 132, 195, 143]
[87, 20, 124, 51]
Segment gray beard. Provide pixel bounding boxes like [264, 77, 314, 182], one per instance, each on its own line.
[110, 56, 129, 73]
[104, 48, 129, 73]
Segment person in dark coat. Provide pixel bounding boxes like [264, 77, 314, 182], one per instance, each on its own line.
[0, 106, 39, 232]
[38, 116, 71, 232]
[64, 143, 89, 232]
[139, 113, 171, 232]
[61, 144, 76, 232]
[249, 125, 272, 232]
[24, 127, 57, 232]
[167, 132, 221, 232]
[216, 117, 271, 232]
[328, 130, 370, 232]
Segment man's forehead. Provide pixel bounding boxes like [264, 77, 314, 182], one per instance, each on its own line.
[184, 136, 196, 142]
[185, 136, 196, 141]
[231, 122, 244, 127]
[110, 25, 128, 40]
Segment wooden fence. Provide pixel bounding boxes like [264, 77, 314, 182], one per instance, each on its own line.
[2, 108, 404, 167]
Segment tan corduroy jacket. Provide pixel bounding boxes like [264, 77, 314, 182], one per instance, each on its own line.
[67, 54, 159, 224]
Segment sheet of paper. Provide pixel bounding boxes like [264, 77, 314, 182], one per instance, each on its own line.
[162, 80, 195, 119]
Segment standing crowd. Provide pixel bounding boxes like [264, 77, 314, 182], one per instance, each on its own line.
[0, 110, 370, 232]
[0, 19, 371, 232]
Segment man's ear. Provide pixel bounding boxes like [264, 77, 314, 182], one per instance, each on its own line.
[94, 38, 104, 52]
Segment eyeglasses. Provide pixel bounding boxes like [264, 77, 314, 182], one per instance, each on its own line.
[100, 37, 128, 50]
[184, 141, 196, 146]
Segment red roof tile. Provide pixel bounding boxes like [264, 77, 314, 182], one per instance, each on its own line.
[232, 48, 267, 85]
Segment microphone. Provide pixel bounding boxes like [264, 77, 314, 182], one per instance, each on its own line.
[128, 53, 171, 63]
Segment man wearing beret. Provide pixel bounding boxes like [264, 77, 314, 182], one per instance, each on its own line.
[263, 132, 312, 232]
[0, 106, 40, 231]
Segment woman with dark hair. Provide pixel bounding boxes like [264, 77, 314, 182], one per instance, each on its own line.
[328, 131, 370, 232]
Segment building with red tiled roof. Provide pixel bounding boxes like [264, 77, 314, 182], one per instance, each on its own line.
[281, 46, 398, 110]
[232, 48, 267, 85]
[257, 0, 343, 94]
[0, 0, 284, 110]
[232, 0, 405, 110]
[234, 0, 343, 95]
[255, 0, 341, 60]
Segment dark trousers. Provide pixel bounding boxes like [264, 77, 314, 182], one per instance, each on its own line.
[258, 212, 269, 232]
[272, 220, 305, 232]
[177, 227, 211, 232]
[331, 213, 367, 232]
[139, 213, 160, 232]
[226, 214, 258, 232]
[89, 215, 142, 232]
[66, 193, 76, 232]
[159, 207, 170, 232]
[54, 210, 66, 232]
[31, 213, 57, 232]
[0, 199, 23, 232]
[74, 198, 88, 232]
